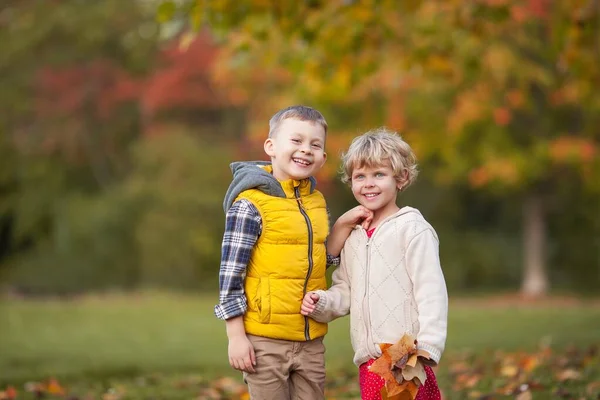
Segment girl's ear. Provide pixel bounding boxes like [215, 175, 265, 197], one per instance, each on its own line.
[396, 170, 409, 190]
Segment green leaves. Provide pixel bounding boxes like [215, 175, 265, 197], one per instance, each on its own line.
[156, 0, 177, 23]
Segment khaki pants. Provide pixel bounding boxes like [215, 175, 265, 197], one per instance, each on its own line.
[243, 334, 326, 400]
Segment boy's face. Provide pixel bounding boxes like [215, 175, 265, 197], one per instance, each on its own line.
[264, 118, 327, 181]
[350, 163, 401, 218]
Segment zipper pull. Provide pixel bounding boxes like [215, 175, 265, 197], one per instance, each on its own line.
[294, 186, 305, 210]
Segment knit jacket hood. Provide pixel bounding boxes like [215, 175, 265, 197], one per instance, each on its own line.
[222, 161, 317, 212]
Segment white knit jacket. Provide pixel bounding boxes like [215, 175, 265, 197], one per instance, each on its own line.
[310, 207, 448, 367]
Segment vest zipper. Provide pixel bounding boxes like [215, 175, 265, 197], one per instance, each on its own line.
[295, 185, 313, 341]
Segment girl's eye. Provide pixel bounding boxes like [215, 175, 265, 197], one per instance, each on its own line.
[354, 175, 365, 180]
[292, 138, 301, 144]
[376, 172, 384, 178]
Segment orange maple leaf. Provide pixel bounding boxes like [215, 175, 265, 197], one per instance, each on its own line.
[3, 386, 17, 400]
[47, 378, 65, 395]
[369, 334, 419, 398]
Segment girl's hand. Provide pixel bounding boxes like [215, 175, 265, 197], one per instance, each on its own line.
[301, 292, 320, 315]
[337, 206, 373, 229]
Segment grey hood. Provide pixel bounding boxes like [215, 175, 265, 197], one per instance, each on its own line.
[222, 161, 317, 212]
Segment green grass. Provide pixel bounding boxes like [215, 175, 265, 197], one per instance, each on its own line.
[1, 292, 599, 399]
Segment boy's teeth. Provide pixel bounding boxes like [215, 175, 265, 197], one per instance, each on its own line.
[294, 158, 309, 165]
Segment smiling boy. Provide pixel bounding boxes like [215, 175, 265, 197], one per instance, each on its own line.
[214, 105, 335, 399]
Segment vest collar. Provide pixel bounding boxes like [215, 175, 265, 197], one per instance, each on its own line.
[262, 165, 313, 199]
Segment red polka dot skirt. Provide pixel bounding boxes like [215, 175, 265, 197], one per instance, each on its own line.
[359, 358, 441, 400]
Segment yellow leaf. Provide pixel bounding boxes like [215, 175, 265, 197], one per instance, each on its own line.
[483, 45, 515, 84]
[47, 379, 65, 396]
[179, 32, 196, 51]
[500, 364, 519, 378]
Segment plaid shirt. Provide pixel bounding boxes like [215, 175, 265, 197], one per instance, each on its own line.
[214, 199, 340, 320]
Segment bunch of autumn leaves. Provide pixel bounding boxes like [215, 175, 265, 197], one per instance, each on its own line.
[370, 334, 426, 399]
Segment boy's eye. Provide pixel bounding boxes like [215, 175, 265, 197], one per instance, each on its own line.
[354, 174, 365, 180]
[375, 172, 384, 178]
[292, 138, 301, 143]
[311, 143, 322, 149]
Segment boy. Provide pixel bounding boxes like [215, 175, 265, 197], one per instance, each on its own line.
[214, 105, 335, 399]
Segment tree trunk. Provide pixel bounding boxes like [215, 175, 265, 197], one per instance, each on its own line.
[521, 193, 549, 297]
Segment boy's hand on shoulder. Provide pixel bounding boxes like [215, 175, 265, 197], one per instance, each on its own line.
[228, 333, 256, 373]
[337, 206, 373, 229]
[301, 292, 320, 316]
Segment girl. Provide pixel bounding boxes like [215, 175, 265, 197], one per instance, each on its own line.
[301, 128, 448, 400]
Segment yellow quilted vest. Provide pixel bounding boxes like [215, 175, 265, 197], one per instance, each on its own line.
[236, 173, 329, 341]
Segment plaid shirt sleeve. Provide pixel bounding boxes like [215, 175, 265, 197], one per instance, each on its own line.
[327, 253, 340, 267]
[326, 207, 340, 267]
[214, 199, 262, 320]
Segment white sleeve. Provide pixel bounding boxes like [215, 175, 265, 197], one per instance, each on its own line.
[405, 228, 448, 364]
[308, 249, 352, 323]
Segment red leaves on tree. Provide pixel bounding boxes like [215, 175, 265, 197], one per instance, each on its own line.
[142, 31, 230, 116]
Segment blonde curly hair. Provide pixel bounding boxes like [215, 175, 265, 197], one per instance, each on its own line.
[340, 128, 418, 190]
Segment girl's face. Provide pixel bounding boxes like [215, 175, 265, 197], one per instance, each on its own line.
[350, 163, 402, 222]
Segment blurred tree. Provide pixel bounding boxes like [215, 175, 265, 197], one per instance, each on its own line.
[1, 0, 253, 294]
[0, 0, 158, 286]
[164, 0, 600, 296]
[0, 0, 158, 287]
[124, 130, 233, 289]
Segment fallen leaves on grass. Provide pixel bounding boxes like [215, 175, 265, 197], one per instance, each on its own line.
[450, 343, 600, 399]
[2, 344, 599, 399]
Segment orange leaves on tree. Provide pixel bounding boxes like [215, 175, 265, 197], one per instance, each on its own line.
[550, 83, 581, 106]
[510, 5, 530, 23]
[485, 0, 510, 7]
[447, 84, 490, 134]
[386, 92, 407, 132]
[528, 0, 549, 19]
[549, 137, 597, 164]
[468, 158, 519, 188]
[493, 107, 512, 126]
[505, 89, 525, 109]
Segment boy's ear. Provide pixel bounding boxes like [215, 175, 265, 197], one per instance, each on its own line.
[264, 138, 276, 157]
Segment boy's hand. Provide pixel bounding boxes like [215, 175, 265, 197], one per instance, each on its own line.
[228, 334, 256, 373]
[328, 206, 373, 256]
[338, 206, 373, 229]
[225, 316, 256, 373]
[301, 292, 320, 315]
